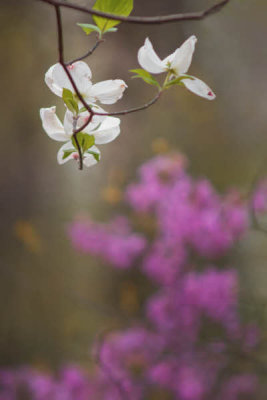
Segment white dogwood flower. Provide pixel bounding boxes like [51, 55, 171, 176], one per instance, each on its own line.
[40, 106, 121, 167]
[45, 61, 127, 105]
[138, 36, 215, 100]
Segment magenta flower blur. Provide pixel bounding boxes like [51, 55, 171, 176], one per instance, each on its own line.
[66, 154, 262, 399]
[2, 153, 263, 400]
[252, 178, 267, 213]
[69, 216, 146, 269]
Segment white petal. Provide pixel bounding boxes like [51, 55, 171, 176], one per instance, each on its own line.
[63, 109, 75, 136]
[93, 117, 121, 144]
[182, 75, 216, 100]
[164, 36, 197, 75]
[84, 145, 100, 167]
[137, 38, 165, 74]
[45, 65, 62, 97]
[40, 107, 69, 141]
[46, 62, 92, 97]
[89, 80, 127, 105]
[57, 141, 76, 164]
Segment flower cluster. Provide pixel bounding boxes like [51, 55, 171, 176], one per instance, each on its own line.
[69, 216, 146, 269]
[66, 153, 262, 399]
[40, 61, 126, 167]
[0, 154, 264, 399]
[0, 365, 93, 400]
[138, 36, 215, 100]
[40, 35, 216, 169]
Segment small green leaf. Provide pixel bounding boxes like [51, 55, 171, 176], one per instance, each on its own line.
[164, 74, 194, 89]
[82, 134, 95, 151]
[164, 78, 183, 89]
[88, 150, 100, 162]
[72, 132, 95, 152]
[78, 107, 88, 114]
[93, 0, 133, 33]
[130, 69, 160, 87]
[63, 150, 75, 160]
[62, 88, 79, 114]
[77, 23, 102, 36]
[78, 106, 95, 114]
[104, 27, 118, 33]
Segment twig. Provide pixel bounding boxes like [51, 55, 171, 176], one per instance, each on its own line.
[39, 0, 230, 25]
[94, 91, 162, 117]
[66, 38, 104, 65]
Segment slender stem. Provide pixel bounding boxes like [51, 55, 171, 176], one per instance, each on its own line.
[66, 38, 104, 65]
[39, 0, 230, 25]
[72, 116, 83, 170]
[94, 91, 162, 117]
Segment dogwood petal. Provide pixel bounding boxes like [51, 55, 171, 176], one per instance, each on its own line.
[57, 141, 76, 164]
[45, 66, 62, 97]
[84, 146, 101, 167]
[92, 117, 121, 144]
[40, 107, 70, 141]
[45, 62, 92, 97]
[138, 38, 165, 74]
[181, 75, 216, 100]
[164, 36, 197, 75]
[89, 80, 127, 104]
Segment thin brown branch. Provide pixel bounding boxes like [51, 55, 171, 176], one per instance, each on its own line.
[39, 0, 230, 25]
[94, 91, 162, 117]
[66, 38, 105, 66]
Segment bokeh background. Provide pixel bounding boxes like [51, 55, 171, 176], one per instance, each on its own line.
[1, 0, 267, 370]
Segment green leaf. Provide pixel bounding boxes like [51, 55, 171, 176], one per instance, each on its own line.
[130, 69, 160, 87]
[77, 23, 102, 36]
[164, 77, 184, 89]
[104, 27, 118, 33]
[72, 132, 95, 152]
[93, 0, 133, 32]
[87, 150, 100, 162]
[82, 134, 95, 151]
[78, 107, 88, 114]
[62, 88, 79, 114]
[63, 150, 75, 160]
[164, 75, 194, 89]
[78, 106, 95, 114]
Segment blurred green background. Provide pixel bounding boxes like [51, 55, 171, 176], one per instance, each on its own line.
[0, 0, 267, 368]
